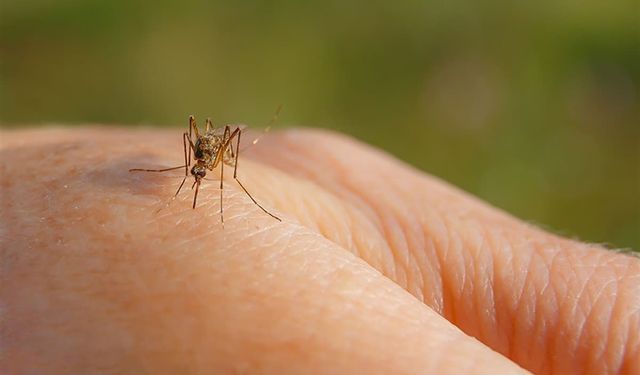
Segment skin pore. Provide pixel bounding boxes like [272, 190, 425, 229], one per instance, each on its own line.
[1, 127, 638, 374]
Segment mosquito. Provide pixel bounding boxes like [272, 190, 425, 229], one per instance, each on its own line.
[129, 111, 282, 224]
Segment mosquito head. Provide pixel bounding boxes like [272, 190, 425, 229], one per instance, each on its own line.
[191, 164, 206, 181]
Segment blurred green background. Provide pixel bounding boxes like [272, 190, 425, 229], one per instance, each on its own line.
[1, 1, 638, 249]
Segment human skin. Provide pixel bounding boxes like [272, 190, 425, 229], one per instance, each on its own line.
[0, 127, 638, 375]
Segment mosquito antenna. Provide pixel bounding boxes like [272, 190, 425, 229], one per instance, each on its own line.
[239, 104, 282, 152]
[257, 104, 282, 144]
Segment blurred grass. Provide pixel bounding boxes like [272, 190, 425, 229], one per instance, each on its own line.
[1, 0, 638, 250]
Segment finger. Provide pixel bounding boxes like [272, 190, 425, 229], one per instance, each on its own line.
[249, 129, 640, 374]
[0, 128, 527, 374]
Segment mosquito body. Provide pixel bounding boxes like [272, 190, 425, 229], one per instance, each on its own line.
[130, 114, 281, 224]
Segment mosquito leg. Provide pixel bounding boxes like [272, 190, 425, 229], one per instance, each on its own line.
[210, 125, 280, 221]
[232, 128, 281, 222]
[192, 180, 201, 209]
[130, 131, 193, 173]
[229, 134, 236, 160]
[182, 132, 191, 174]
[189, 115, 200, 139]
[233, 126, 241, 178]
[188, 116, 194, 163]
[188, 119, 192, 161]
[219, 125, 232, 226]
[186, 129, 197, 160]
[129, 165, 186, 173]
[174, 176, 187, 197]
[220, 150, 225, 226]
[233, 177, 281, 221]
[211, 125, 235, 168]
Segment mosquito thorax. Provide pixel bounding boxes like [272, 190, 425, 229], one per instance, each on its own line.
[194, 134, 223, 162]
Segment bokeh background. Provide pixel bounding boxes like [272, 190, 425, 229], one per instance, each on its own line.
[1, 1, 638, 249]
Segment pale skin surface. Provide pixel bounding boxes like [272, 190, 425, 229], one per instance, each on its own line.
[1, 127, 638, 375]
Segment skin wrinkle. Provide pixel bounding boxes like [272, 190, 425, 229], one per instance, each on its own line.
[344, 209, 379, 273]
[243, 148, 400, 277]
[252, 163, 398, 279]
[381, 177, 434, 298]
[467, 224, 485, 340]
[516, 252, 542, 367]
[255, 129, 415, 289]
[611, 264, 640, 373]
[493, 230, 515, 358]
[450, 206, 525, 364]
[529, 255, 551, 372]
[528, 245, 570, 373]
[451, 215, 477, 335]
[410, 229, 427, 303]
[542, 244, 570, 370]
[316, 200, 354, 257]
[497, 237, 529, 354]
[459, 216, 480, 334]
[471, 226, 497, 346]
[396, 185, 464, 306]
[476, 224, 498, 348]
[591, 263, 622, 368]
[421, 233, 442, 308]
[397, 193, 431, 303]
[339, 206, 391, 276]
[377, 197, 423, 301]
[340, 185, 411, 292]
[609, 294, 629, 373]
[419, 209, 449, 315]
[337, 177, 414, 292]
[425, 201, 456, 319]
[533, 255, 555, 372]
[549, 247, 607, 374]
[340, 211, 356, 258]
[596, 279, 618, 372]
[441, 209, 470, 324]
[623, 331, 640, 373]
[346, 210, 370, 269]
[563, 250, 604, 372]
[261, 133, 363, 217]
[529, 262, 557, 371]
[484, 222, 512, 355]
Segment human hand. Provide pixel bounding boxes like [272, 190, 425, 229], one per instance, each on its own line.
[1, 127, 638, 374]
